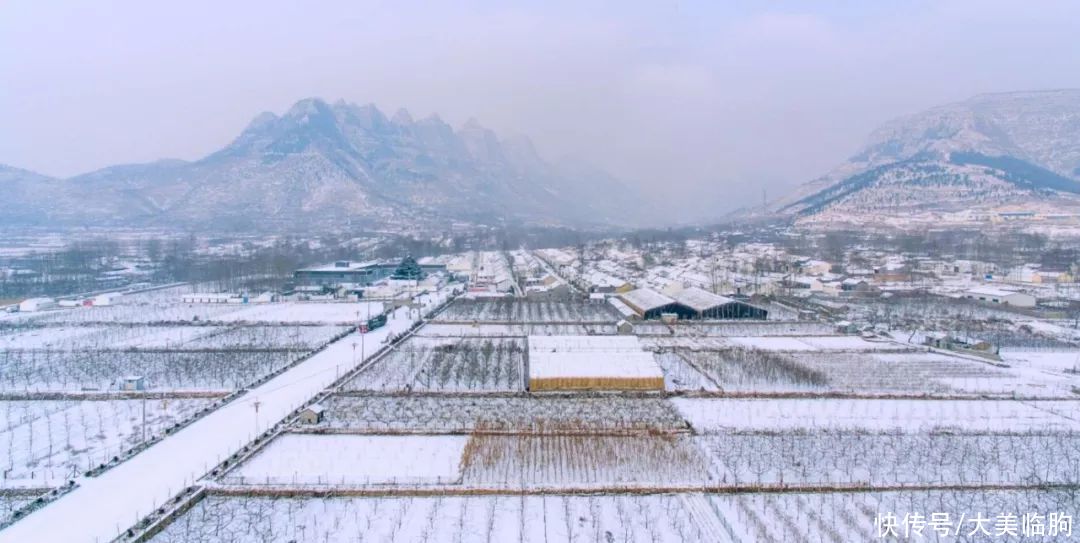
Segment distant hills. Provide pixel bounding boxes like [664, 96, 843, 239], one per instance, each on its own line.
[0, 98, 644, 230]
[775, 90, 1080, 221]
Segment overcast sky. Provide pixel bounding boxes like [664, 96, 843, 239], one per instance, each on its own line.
[3, 1, 1080, 217]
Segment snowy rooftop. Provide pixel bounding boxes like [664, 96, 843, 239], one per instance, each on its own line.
[671, 286, 735, 312]
[607, 298, 638, 318]
[966, 286, 1021, 297]
[619, 288, 675, 313]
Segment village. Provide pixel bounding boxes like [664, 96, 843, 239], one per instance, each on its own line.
[0, 227, 1077, 542]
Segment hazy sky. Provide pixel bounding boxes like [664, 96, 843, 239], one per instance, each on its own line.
[3, 1, 1080, 216]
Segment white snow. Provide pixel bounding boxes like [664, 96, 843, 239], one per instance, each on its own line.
[0, 287, 453, 543]
[527, 335, 663, 381]
[228, 434, 467, 485]
[673, 398, 1080, 433]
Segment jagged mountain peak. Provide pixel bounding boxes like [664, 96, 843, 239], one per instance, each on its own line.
[0, 97, 645, 230]
[391, 108, 414, 125]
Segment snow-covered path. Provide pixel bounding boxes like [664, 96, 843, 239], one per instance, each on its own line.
[0, 289, 450, 543]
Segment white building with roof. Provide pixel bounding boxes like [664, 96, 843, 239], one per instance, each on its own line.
[963, 286, 1036, 308]
[18, 297, 57, 312]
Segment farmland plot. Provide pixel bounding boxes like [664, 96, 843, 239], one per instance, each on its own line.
[149, 493, 717, 543]
[342, 337, 525, 392]
[725, 335, 908, 352]
[654, 352, 719, 392]
[0, 398, 215, 485]
[0, 325, 223, 350]
[710, 489, 1080, 542]
[0, 349, 304, 392]
[2, 323, 345, 352]
[209, 302, 386, 324]
[179, 325, 348, 350]
[436, 299, 617, 323]
[677, 348, 1065, 396]
[678, 349, 829, 393]
[418, 323, 617, 337]
[633, 321, 833, 337]
[226, 434, 468, 486]
[13, 304, 240, 325]
[673, 398, 1080, 433]
[322, 395, 689, 434]
[698, 433, 1080, 487]
[460, 434, 714, 488]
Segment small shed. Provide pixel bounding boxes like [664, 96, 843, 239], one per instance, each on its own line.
[121, 375, 146, 391]
[299, 404, 325, 424]
[92, 292, 124, 306]
[18, 298, 57, 312]
[616, 319, 634, 335]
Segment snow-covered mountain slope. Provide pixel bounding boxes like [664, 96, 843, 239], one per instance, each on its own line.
[777, 90, 1080, 220]
[1, 99, 645, 230]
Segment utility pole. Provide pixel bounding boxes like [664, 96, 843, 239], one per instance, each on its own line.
[252, 398, 261, 435]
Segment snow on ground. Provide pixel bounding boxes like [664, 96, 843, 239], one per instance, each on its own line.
[146, 490, 1078, 543]
[0, 398, 216, 488]
[227, 434, 467, 486]
[725, 335, 907, 352]
[0, 286, 453, 543]
[1000, 349, 1080, 373]
[341, 336, 525, 393]
[149, 493, 713, 543]
[672, 398, 1080, 433]
[322, 395, 688, 434]
[460, 435, 713, 488]
[417, 323, 617, 337]
[0, 327, 108, 349]
[209, 302, 386, 324]
[697, 433, 1080, 487]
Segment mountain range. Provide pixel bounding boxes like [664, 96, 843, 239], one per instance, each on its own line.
[775, 89, 1080, 222]
[0, 98, 644, 230]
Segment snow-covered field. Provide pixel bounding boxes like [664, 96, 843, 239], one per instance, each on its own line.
[7, 299, 385, 326]
[460, 434, 712, 488]
[0, 324, 344, 351]
[208, 302, 385, 324]
[417, 323, 618, 337]
[0, 350, 301, 392]
[341, 336, 525, 392]
[656, 352, 721, 392]
[633, 321, 834, 337]
[227, 434, 468, 486]
[724, 335, 908, 352]
[322, 395, 688, 434]
[672, 347, 1077, 397]
[147, 489, 1079, 543]
[673, 398, 1080, 433]
[0, 398, 216, 487]
[436, 299, 616, 322]
[149, 493, 715, 543]
[697, 433, 1080, 487]
[1000, 349, 1080, 373]
[5, 282, 1078, 541]
[0, 286, 455, 543]
[0, 326, 349, 392]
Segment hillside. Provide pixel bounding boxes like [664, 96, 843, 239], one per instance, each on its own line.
[777, 90, 1080, 221]
[0, 99, 644, 230]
